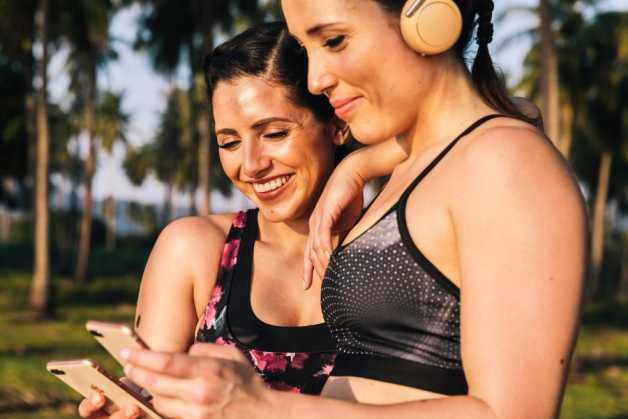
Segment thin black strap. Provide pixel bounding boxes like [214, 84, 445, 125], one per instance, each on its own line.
[400, 114, 505, 200]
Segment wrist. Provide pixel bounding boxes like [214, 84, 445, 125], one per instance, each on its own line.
[336, 151, 369, 187]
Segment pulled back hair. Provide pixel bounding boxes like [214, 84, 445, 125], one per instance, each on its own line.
[204, 21, 335, 124]
[375, 0, 539, 126]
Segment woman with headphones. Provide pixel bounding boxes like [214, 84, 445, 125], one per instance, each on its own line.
[119, 2, 587, 418]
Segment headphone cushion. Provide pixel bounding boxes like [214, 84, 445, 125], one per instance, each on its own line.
[400, 0, 463, 55]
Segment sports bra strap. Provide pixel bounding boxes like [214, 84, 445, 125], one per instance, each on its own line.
[400, 114, 505, 200]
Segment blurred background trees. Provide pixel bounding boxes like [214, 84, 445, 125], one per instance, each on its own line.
[0, 0, 625, 316]
[0, 1, 626, 417]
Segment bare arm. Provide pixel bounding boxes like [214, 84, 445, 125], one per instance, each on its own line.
[134, 215, 230, 351]
[305, 137, 407, 286]
[122, 127, 586, 419]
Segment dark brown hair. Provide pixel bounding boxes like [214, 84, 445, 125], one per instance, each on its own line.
[375, 0, 539, 125]
[204, 21, 335, 123]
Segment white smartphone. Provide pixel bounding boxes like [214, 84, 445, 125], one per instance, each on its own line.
[86, 320, 149, 367]
[46, 359, 162, 419]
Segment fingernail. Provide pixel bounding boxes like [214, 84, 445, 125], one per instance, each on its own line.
[325, 250, 331, 260]
[120, 348, 130, 360]
[92, 392, 103, 405]
[126, 405, 140, 418]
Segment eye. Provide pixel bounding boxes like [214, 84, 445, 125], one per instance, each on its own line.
[263, 130, 289, 139]
[323, 35, 345, 49]
[217, 140, 241, 150]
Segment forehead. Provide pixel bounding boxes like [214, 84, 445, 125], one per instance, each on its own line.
[212, 76, 307, 128]
[282, 0, 361, 37]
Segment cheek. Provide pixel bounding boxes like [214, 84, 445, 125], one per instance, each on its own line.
[218, 152, 239, 182]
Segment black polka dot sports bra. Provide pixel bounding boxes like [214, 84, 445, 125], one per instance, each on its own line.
[322, 115, 505, 395]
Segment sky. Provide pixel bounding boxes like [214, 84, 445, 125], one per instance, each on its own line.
[46, 0, 626, 212]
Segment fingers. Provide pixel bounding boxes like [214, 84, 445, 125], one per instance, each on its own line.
[79, 391, 106, 418]
[110, 406, 141, 419]
[303, 234, 314, 290]
[122, 348, 214, 378]
[124, 363, 197, 400]
[78, 392, 140, 419]
[188, 342, 248, 363]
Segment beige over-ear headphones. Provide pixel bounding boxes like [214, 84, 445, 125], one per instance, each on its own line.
[400, 0, 463, 55]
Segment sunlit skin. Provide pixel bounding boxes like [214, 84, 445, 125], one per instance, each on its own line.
[111, 1, 587, 418]
[77, 75, 348, 418]
[213, 76, 342, 227]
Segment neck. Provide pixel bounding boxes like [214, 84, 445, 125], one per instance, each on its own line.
[257, 212, 310, 253]
[397, 55, 495, 157]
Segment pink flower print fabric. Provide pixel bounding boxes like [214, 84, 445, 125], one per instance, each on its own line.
[195, 210, 337, 395]
[221, 239, 240, 270]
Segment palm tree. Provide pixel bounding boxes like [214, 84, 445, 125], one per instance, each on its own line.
[29, 0, 51, 318]
[577, 12, 628, 296]
[538, 0, 560, 146]
[498, 0, 597, 156]
[134, 0, 277, 215]
[62, 0, 122, 282]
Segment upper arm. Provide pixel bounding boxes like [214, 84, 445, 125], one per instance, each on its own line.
[453, 128, 587, 419]
[135, 215, 230, 352]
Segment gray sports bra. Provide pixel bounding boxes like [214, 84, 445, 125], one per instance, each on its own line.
[322, 114, 505, 395]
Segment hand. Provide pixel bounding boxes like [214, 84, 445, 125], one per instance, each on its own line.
[78, 389, 141, 419]
[121, 343, 272, 419]
[304, 160, 364, 289]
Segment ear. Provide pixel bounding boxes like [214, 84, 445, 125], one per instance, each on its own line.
[330, 118, 350, 146]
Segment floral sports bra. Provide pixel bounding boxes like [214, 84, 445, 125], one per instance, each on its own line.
[196, 209, 337, 394]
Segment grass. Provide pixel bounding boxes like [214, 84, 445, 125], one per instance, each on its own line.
[0, 263, 626, 418]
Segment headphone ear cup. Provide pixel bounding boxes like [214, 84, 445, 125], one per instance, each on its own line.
[400, 0, 463, 55]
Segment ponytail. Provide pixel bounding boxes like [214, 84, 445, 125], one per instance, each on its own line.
[470, 0, 541, 126]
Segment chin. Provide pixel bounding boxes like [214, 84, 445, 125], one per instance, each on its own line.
[348, 115, 392, 145]
[257, 201, 305, 224]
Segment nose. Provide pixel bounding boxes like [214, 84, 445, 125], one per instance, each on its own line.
[307, 53, 337, 96]
[242, 139, 271, 179]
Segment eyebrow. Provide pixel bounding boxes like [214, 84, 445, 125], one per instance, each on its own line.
[251, 117, 295, 129]
[215, 128, 238, 136]
[306, 22, 341, 36]
[216, 117, 295, 136]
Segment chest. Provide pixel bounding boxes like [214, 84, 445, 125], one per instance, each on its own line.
[250, 244, 325, 327]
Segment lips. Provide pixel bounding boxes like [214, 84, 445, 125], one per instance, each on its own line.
[330, 96, 362, 119]
[249, 174, 294, 201]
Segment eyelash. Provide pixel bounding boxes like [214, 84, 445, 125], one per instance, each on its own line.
[218, 140, 240, 150]
[323, 35, 345, 49]
[218, 131, 288, 149]
[264, 130, 289, 139]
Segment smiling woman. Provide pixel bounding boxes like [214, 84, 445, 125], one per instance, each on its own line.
[116, 1, 586, 419]
[76, 21, 380, 419]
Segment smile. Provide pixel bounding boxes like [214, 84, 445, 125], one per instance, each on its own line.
[252, 175, 293, 194]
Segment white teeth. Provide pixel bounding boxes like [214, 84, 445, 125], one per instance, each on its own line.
[253, 176, 291, 193]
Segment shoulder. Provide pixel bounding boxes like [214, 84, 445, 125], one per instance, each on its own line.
[450, 118, 585, 222]
[152, 212, 243, 264]
[456, 118, 577, 194]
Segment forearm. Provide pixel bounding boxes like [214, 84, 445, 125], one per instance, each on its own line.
[340, 137, 407, 184]
[269, 393, 498, 419]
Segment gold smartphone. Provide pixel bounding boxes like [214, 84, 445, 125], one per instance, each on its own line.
[85, 320, 149, 367]
[46, 359, 162, 419]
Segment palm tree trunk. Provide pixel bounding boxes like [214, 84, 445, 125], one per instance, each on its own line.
[74, 65, 97, 283]
[197, 29, 214, 216]
[558, 103, 573, 158]
[539, 0, 560, 146]
[30, 0, 52, 318]
[161, 183, 173, 226]
[590, 151, 612, 297]
[104, 196, 116, 251]
[618, 232, 628, 301]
